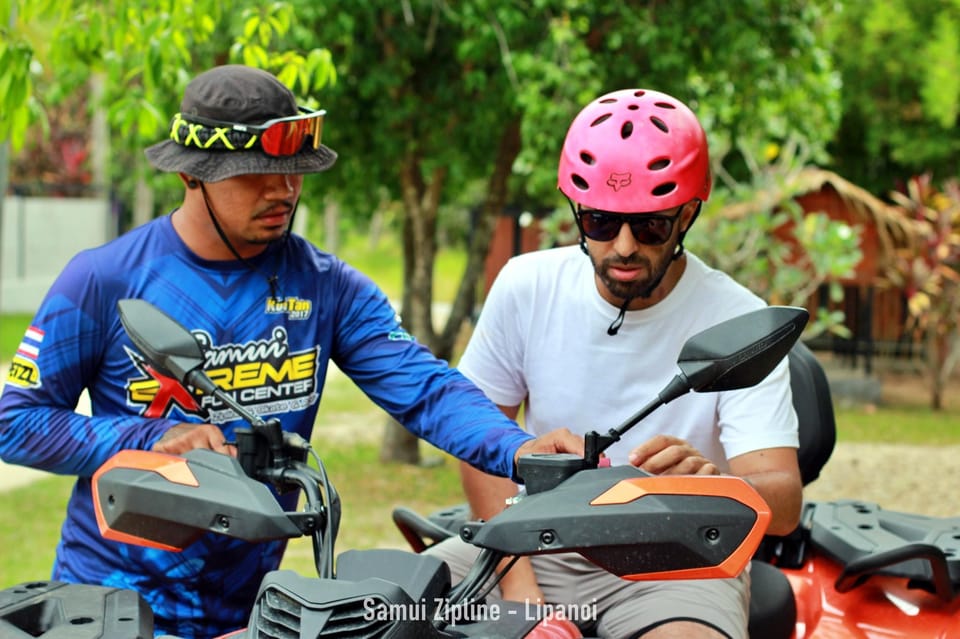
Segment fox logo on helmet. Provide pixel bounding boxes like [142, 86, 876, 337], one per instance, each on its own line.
[606, 172, 632, 192]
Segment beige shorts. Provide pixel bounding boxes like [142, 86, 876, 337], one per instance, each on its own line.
[425, 536, 750, 639]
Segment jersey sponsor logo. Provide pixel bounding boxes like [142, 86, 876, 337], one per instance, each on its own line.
[387, 312, 415, 342]
[265, 296, 313, 320]
[6, 358, 40, 388]
[125, 326, 320, 422]
[5, 326, 45, 388]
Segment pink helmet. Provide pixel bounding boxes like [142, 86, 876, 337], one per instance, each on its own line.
[557, 89, 711, 212]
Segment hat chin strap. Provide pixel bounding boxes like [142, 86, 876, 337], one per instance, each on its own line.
[198, 181, 289, 302]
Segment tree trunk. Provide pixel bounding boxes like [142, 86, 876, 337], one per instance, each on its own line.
[930, 330, 946, 411]
[90, 74, 109, 200]
[437, 118, 523, 360]
[323, 199, 340, 253]
[380, 417, 422, 464]
[132, 166, 154, 229]
[368, 208, 385, 249]
[379, 153, 445, 464]
[378, 119, 523, 464]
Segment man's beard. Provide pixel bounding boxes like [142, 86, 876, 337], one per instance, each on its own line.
[592, 248, 675, 302]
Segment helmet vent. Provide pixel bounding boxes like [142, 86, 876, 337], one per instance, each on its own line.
[654, 101, 677, 110]
[620, 121, 634, 139]
[650, 116, 669, 133]
[572, 174, 590, 191]
[580, 152, 596, 166]
[649, 158, 671, 171]
[652, 182, 677, 196]
[591, 113, 613, 127]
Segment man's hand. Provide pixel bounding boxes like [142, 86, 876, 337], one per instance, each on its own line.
[513, 428, 584, 467]
[628, 434, 718, 475]
[152, 423, 236, 457]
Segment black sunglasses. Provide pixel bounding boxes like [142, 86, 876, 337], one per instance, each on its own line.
[574, 205, 684, 245]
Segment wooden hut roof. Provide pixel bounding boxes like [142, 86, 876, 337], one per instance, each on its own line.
[719, 168, 923, 272]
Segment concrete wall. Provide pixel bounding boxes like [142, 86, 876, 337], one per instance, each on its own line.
[1, 196, 113, 314]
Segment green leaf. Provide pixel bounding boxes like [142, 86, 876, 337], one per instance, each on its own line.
[243, 15, 259, 40]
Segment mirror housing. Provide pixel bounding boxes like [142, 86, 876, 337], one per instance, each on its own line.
[117, 299, 218, 395]
[675, 305, 809, 394]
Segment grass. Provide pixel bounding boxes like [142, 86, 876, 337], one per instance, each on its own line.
[324, 229, 467, 304]
[279, 443, 464, 575]
[835, 403, 960, 445]
[0, 227, 473, 584]
[0, 474, 74, 584]
[0, 444, 465, 585]
[0, 228, 466, 360]
[1, 313, 32, 361]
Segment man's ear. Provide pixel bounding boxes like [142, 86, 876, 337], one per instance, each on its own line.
[179, 173, 200, 189]
[679, 200, 702, 233]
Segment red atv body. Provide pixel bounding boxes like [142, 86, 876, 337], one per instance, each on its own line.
[394, 342, 960, 639]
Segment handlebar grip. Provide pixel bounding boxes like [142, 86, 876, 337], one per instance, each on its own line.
[517, 453, 588, 494]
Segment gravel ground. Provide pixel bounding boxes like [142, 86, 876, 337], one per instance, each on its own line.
[804, 361, 960, 518]
[802, 442, 960, 517]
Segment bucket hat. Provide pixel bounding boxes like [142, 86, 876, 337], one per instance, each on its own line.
[145, 65, 337, 182]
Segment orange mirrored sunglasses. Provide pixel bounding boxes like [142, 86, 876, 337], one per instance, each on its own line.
[171, 107, 325, 157]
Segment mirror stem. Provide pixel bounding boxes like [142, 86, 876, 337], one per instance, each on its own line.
[185, 371, 288, 467]
[585, 374, 692, 466]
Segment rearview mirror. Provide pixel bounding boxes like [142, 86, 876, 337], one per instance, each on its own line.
[117, 299, 214, 394]
[676, 305, 809, 394]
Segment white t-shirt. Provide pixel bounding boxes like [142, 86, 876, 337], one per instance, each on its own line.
[458, 246, 799, 470]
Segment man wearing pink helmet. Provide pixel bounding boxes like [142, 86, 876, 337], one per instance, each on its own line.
[427, 89, 802, 638]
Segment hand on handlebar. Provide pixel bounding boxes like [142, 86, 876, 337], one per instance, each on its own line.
[513, 428, 584, 467]
[151, 423, 237, 458]
[628, 434, 719, 476]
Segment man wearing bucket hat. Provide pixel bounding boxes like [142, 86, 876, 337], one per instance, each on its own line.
[0, 64, 582, 638]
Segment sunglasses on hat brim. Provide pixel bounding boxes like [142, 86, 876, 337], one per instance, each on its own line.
[572, 203, 684, 245]
[170, 107, 325, 157]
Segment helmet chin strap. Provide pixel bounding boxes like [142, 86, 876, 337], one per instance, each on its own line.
[198, 181, 292, 302]
[606, 251, 674, 336]
[566, 197, 698, 336]
[606, 297, 632, 336]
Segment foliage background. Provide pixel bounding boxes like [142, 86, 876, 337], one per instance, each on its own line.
[2, 0, 959, 439]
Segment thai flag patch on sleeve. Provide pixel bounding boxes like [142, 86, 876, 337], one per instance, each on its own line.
[17, 326, 45, 360]
[7, 326, 44, 388]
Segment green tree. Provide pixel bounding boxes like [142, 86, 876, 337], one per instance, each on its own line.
[689, 138, 862, 338]
[4, 2, 847, 465]
[825, 0, 960, 193]
[0, 1, 334, 219]
[888, 174, 960, 410]
[302, 1, 842, 462]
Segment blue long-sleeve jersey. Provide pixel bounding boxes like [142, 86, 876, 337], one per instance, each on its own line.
[0, 214, 533, 638]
